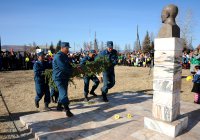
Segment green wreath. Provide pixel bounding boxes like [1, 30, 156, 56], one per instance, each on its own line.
[44, 56, 111, 92]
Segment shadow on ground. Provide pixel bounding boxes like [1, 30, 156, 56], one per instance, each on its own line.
[182, 108, 200, 134]
[0, 111, 38, 140]
[25, 91, 152, 139]
[0, 111, 38, 122]
[68, 89, 153, 103]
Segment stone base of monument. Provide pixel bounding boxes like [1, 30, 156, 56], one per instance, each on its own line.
[143, 37, 188, 138]
[144, 115, 188, 138]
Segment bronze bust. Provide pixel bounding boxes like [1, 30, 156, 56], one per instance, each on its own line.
[158, 4, 180, 38]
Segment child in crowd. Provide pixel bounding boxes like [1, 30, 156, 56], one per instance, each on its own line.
[191, 65, 200, 104]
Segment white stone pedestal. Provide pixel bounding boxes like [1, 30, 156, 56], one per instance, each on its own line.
[144, 116, 188, 138]
[144, 38, 188, 137]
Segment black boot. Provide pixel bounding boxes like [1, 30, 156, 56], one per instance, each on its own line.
[89, 91, 97, 97]
[102, 94, 109, 102]
[84, 97, 89, 102]
[51, 96, 55, 103]
[44, 103, 51, 111]
[84, 93, 89, 102]
[64, 105, 74, 117]
[35, 100, 39, 108]
[57, 102, 64, 111]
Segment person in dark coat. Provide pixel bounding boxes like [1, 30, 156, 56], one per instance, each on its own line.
[33, 51, 51, 111]
[97, 41, 118, 102]
[52, 42, 74, 117]
[80, 50, 100, 101]
[191, 65, 200, 104]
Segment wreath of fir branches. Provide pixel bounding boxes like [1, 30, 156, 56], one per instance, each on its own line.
[44, 56, 111, 92]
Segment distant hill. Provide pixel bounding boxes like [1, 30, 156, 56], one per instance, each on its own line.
[2, 45, 27, 51]
[1, 45, 35, 52]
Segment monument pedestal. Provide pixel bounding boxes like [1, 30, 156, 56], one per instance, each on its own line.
[144, 116, 188, 137]
[144, 38, 188, 137]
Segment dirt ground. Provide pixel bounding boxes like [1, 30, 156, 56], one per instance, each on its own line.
[0, 66, 193, 139]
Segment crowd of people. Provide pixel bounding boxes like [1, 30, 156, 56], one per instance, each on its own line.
[0, 49, 154, 71]
[1, 47, 200, 72]
[0, 50, 37, 70]
[117, 51, 153, 67]
[182, 49, 200, 73]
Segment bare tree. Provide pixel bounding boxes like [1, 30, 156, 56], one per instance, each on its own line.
[83, 42, 88, 50]
[100, 41, 104, 51]
[33, 42, 37, 47]
[124, 44, 129, 53]
[178, 9, 195, 50]
[127, 44, 131, 52]
[115, 44, 120, 52]
[89, 41, 92, 50]
[134, 41, 140, 51]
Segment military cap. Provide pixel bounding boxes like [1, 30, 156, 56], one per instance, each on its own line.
[107, 41, 113, 48]
[89, 50, 96, 54]
[61, 42, 71, 48]
[37, 51, 44, 56]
